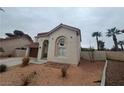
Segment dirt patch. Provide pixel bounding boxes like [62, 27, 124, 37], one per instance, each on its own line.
[44, 62, 70, 69]
[0, 59, 105, 86]
[106, 60, 124, 86]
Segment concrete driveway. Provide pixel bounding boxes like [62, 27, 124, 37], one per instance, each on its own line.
[0, 57, 23, 67]
[0, 57, 46, 67]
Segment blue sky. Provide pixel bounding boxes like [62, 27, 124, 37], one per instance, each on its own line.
[0, 7, 124, 49]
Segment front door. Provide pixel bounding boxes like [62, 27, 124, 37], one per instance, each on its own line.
[41, 40, 49, 59]
[29, 48, 38, 58]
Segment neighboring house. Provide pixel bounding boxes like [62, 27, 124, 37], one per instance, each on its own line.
[0, 36, 33, 57]
[26, 23, 81, 65]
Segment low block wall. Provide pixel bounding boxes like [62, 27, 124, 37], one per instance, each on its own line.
[81, 51, 124, 61]
[107, 51, 124, 61]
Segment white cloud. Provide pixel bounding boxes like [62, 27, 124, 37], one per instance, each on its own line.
[0, 7, 124, 49]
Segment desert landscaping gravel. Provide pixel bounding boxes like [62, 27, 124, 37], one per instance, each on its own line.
[106, 60, 124, 86]
[0, 59, 105, 86]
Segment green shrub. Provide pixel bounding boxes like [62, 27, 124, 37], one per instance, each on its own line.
[22, 57, 30, 67]
[0, 64, 7, 73]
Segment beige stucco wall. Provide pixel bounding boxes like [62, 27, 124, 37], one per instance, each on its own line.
[0, 37, 32, 57]
[37, 27, 81, 65]
[81, 51, 124, 61]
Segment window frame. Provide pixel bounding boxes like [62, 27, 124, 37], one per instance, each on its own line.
[55, 36, 67, 57]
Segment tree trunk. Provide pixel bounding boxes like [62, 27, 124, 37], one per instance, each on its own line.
[120, 44, 124, 51]
[113, 34, 118, 51]
[96, 37, 99, 50]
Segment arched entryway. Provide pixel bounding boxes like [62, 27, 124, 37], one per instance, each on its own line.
[41, 40, 49, 59]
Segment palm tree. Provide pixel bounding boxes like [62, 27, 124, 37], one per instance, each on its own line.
[92, 32, 102, 50]
[106, 27, 121, 51]
[98, 40, 105, 50]
[118, 40, 124, 51]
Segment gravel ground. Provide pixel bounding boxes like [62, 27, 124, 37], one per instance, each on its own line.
[0, 59, 105, 86]
[106, 60, 124, 86]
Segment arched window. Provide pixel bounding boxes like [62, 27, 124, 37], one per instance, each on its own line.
[55, 36, 66, 56]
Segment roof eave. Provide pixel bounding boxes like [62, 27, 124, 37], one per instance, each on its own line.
[36, 23, 81, 40]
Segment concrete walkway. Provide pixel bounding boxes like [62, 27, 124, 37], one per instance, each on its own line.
[0, 57, 38, 67]
[0, 57, 23, 67]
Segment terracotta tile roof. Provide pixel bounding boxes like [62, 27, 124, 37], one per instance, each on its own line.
[26, 42, 39, 48]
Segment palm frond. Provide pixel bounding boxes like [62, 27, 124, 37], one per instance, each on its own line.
[92, 32, 102, 37]
[106, 27, 121, 37]
[106, 31, 112, 37]
[115, 29, 121, 34]
[118, 40, 124, 45]
[111, 27, 116, 32]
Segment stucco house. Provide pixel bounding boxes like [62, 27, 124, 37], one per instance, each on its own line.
[26, 23, 81, 65]
[0, 35, 33, 57]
